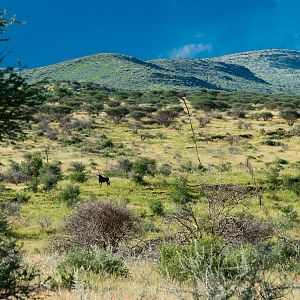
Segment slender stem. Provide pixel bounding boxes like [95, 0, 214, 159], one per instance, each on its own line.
[182, 97, 202, 165]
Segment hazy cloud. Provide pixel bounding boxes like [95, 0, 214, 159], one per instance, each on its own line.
[170, 43, 212, 58]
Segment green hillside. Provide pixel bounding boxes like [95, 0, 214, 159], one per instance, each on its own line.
[28, 49, 300, 94]
[210, 49, 300, 94]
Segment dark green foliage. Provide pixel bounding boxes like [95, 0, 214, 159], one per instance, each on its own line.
[59, 184, 80, 205]
[14, 192, 30, 204]
[260, 111, 273, 121]
[0, 205, 40, 299]
[262, 139, 285, 147]
[68, 162, 87, 183]
[0, 212, 8, 233]
[104, 106, 130, 123]
[100, 139, 114, 149]
[170, 176, 192, 204]
[0, 67, 42, 140]
[159, 163, 172, 177]
[118, 158, 133, 173]
[58, 248, 128, 288]
[159, 238, 300, 298]
[21, 152, 43, 179]
[132, 157, 156, 183]
[280, 108, 300, 126]
[130, 110, 147, 121]
[149, 200, 165, 216]
[38, 161, 63, 191]
[0, 238, 40, 299]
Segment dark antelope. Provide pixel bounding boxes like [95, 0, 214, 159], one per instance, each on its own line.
[97, 171, 110, 187]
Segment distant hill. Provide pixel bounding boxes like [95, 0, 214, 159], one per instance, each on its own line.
[28, 49, 300, 94]
[210, 49, 300, 94]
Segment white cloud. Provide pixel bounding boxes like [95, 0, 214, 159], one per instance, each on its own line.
[170, 43, 212, 58]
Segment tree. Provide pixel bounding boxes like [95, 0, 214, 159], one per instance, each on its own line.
[104, 106, 129, 123]
[0, 210, 40, 299]
[280, 109, 300, 126]
[0, 11, 41, 141]
[260, 111, 273, 121]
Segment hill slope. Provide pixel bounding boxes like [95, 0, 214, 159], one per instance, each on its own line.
[28, 49, 300, 94]
[210, 49, 300, 94]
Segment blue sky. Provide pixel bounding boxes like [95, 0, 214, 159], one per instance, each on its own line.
[1, 0, 300, 67]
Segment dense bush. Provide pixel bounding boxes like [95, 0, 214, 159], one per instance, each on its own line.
[159, 238, 300, 299]
[0, 213, 40, 299]
[59, 184, 80, 205]
[38, 161, 63, 191]
[14, 192, 31, 204]
[58, 247, 128, 288]
[170, 176, 192, 204]
[158, 163, 172, 177]
[68, 162, 87, 183]
[63, 200, 138, 249]
[132, 157, 156, 183]
[149, 200, 165, 216]
[280, 109, 300, 126]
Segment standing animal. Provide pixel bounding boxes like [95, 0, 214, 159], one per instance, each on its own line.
[98, 174, 110, 187]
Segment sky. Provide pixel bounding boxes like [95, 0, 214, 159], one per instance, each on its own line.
[1, 0, 300, 68]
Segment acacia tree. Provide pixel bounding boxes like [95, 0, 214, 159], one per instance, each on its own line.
[0, 11, 41, 141]
[280, 109, 300, 126]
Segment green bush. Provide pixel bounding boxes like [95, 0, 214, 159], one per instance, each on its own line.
[132, 157, 156, 183]
[58, 248, 128, 288]
[0, 212, 8, 233]
[159, 163, 172, 177]
[38, 161, 63, 191]
[100, 139, 114, 149]
[14, 192, 31, 203]
[59, 184, 80, 205]
[68, 162, 87, 183]
[159, 237, 223, 282]
[170, 176, 192, 204]
[149, 200, 165, 216]
[0, 238, 40, 299]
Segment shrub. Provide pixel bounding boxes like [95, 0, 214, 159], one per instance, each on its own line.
[20, 152, 43, 179]
[131, 172, 144, 184]
[38, 161, 63, 190]
[59, 184, 80, 205]
[262, 139, 284, 147]
[159, 163, 172, 177]
[68, 162, 87, 183]
[0, 238, 40, 299]
[104, 106, 130, 123]
[170, 176, 192, 204]
[0, 212, 8, 233]
[14, 192, 31, 203]
[159, 239, 300, 298]
[58, 248, 128, 288]
[149, 200, 165, 216]
[132, 157, 156, 182]
[100, 139, 114, 149]
[229, 109, 246, 119]
[280, 109, 300, 126]
[63, 200, 138, 249]
[118, 158, 133, 173]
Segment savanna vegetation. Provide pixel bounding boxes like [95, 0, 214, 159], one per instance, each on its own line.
[1, 9, 300, 300]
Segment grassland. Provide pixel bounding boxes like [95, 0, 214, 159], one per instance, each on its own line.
[0, 84, 300, 298]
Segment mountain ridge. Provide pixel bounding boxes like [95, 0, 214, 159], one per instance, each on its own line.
[28, 49, 300, 94]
